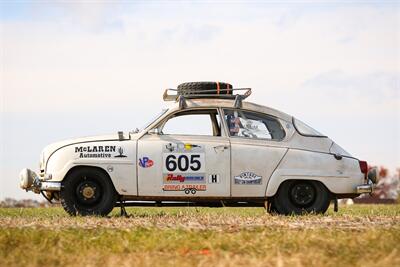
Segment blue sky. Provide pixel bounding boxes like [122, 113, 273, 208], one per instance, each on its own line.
[1, 1, 399, 200]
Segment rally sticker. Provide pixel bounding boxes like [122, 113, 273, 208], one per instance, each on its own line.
[208, 174, 220, 184]
[162, 143, 205, 174]
[139, 157, 154, 168]
[234, 172, 262, 185]
[164, 173, 205, 184]
[162, 153, 205, 173]
[164, 143, 203, 153]
[75, 145, 127, 158]
[163, 184, 207, 194]
[162, 143, 206, 192]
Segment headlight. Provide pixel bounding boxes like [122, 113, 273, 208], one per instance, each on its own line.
[19, 168, 37, 189]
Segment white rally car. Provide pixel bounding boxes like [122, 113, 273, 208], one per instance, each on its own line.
[20, 82, 377, 216]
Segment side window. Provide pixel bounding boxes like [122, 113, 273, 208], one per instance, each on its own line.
[161, 110, 221, 136]
[293, 118, 327, 137]
[224, 109, 285, 140]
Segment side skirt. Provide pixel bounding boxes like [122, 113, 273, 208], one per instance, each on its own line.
[116, 198, 266, 208]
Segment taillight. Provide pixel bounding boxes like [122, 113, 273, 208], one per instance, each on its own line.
[359, 160, 368, 178]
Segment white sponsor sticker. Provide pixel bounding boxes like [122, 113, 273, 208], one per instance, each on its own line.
[234, 172, 262, 185]
[162, 153, 205, 174]
[208, 174, 220, 184]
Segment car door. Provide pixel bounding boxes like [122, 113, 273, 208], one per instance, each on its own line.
[137, 108, 231, 197]
[223, 109, 288, 197]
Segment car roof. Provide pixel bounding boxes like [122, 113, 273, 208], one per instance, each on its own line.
[167, 98, 293, 122]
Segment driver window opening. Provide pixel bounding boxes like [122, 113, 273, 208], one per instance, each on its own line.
[161, 109, 222, 137]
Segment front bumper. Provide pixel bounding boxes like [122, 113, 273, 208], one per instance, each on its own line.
[19, 168, 61, 194]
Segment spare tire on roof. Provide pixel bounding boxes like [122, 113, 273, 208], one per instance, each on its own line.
[177, 82, 233, 97]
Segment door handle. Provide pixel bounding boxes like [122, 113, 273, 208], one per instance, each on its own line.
[213, 145, 229, 152]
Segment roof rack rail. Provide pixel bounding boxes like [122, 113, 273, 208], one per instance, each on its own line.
[163, 88, 252, 109]
[163, 88, 252, 101]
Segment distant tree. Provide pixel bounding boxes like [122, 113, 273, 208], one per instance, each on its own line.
[368, 166, 400, 200]
[0, 198, 56, 208]
[379, 166, 388, 179]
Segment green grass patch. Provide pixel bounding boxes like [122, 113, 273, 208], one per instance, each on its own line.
[0, 204, 399, 267]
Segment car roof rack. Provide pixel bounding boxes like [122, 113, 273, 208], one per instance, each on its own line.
[163, 88, 252, 109]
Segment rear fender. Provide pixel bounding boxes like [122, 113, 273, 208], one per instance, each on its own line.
[266, 149, 364, 196]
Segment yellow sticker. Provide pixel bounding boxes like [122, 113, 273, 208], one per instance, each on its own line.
[184, 144, 193, 150]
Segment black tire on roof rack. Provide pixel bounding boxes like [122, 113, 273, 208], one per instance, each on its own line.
[177, 82, 233, 97]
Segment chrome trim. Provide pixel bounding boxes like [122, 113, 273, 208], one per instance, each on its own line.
[356, 184, 373, 194]
[40, 181, 61, 191]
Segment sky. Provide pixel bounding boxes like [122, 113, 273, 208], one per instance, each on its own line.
[0, 1, 399, 200]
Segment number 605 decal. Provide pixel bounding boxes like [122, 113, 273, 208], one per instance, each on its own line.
[165, 154, 202, 172]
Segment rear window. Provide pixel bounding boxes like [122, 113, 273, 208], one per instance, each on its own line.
[293, 118, 327, 137]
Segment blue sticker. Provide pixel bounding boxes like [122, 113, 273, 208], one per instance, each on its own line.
[139, 157, 154, 168]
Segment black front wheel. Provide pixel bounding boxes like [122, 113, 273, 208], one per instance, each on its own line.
[272, 180, 330, 215]
[60, 168, 117, 216]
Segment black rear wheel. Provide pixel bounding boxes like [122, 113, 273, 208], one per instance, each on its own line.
[60, 168, 117, 216]
[272, 180, 330, 215]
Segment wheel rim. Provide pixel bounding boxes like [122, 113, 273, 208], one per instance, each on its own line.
[289, 182, 316, 208]
[75, 178, 102, 206]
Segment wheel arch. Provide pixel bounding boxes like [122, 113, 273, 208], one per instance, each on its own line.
[266, 176, 335, 197]
[60, 165, 118, 216]
[63, 165, 117, 193]
[271, 178, 333, 197]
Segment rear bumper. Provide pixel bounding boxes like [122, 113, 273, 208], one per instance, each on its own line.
[356, 184, 374, 194]
[356, 167, 378, 194]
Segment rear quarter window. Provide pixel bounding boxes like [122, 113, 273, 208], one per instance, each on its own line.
[293, 118, 327, 137]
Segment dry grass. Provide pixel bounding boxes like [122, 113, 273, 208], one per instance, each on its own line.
[0, 205, 399, 267]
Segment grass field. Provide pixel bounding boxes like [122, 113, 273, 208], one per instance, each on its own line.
[0, 204, 399, 267]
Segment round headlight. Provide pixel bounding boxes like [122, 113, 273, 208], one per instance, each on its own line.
[19, 168, 34, 189]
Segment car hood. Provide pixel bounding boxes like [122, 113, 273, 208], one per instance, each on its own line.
[40, 133, 131, 169]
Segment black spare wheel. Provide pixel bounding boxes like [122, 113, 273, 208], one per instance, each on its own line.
[177, 81, 233, 96]
[60, 167, 117, 216]
[272, 180, 330, 215]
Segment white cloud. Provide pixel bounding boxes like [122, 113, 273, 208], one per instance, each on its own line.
[1, 6, 397, 110]
[302, 71, 399, 103]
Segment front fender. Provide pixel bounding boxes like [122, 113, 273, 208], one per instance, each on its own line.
[46, 141, 137, 195]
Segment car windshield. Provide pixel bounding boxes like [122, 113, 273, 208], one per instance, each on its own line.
[139, 109, 169, 132]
